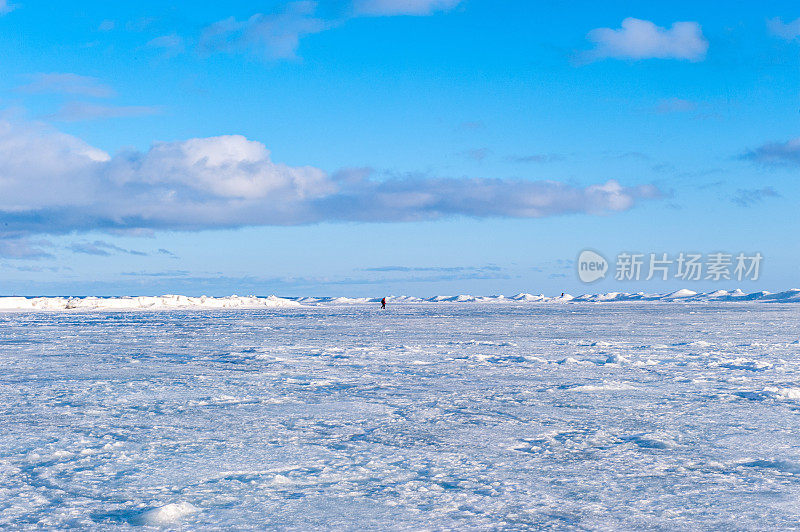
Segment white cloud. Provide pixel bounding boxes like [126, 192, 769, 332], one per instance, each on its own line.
[584, 18, 708, 62]
[49, 102, 162, 122]
[743, 137, 800, 165]
[18, 73, 115, 98]
[17, 75, 158, 122]
[768, 17, 800, 40]
[146, 34, 185, 56]
[0, 118, 661, 253]
[353, 0, 462, 16]
[0, 119, 110, 212]
[105, 134, 333, 202]
[199, 0, 463, 59]
[199, 1, 327, 60]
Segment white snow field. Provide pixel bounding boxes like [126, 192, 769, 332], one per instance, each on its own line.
[1, 300, 800, 529]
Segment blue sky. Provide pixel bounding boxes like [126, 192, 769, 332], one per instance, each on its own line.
[0, 0, 798, 296]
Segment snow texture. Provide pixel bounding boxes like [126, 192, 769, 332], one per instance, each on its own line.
[1, 302, 799, 529]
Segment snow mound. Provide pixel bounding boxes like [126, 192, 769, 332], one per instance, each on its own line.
[327, 297, 374, 304]
[139, 502, 198, 526]
[0, 295, 300, 312]
[761, 289, 800, 302]
[511, 293, 547, 302]
[429, 294, 478, 302]
[391, 295, 424, 302]
[664, 289, 697, 299]
[764, 387, 800, 401]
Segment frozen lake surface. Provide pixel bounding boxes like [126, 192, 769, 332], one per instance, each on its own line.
[1, 302, 800, 529]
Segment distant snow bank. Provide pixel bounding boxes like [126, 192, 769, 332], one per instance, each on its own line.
[0, 294, 301, 312]
[300, 288, 800, 305]
[1, 289, 799, 311]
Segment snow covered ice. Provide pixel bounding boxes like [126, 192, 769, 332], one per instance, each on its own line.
[2, 298, 800, 529]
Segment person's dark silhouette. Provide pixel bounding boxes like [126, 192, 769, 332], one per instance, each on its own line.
[381, 297, 386, 309]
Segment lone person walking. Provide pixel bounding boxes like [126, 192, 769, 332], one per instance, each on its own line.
[381, 297, 386, 310]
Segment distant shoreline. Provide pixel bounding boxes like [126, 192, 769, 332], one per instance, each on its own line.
[0, 289, 799, 311]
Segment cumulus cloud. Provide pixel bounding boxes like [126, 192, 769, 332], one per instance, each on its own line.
[767, 17, 800, 40]
[353, 0, 462, 16]
[0, 118, 661, 251]
[49, 102, 162, 122]
[583, 18, 708, 62]
[18, 73, 115, 98]
[199, 1, 327, 60]
[743, 138, 800, 165]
